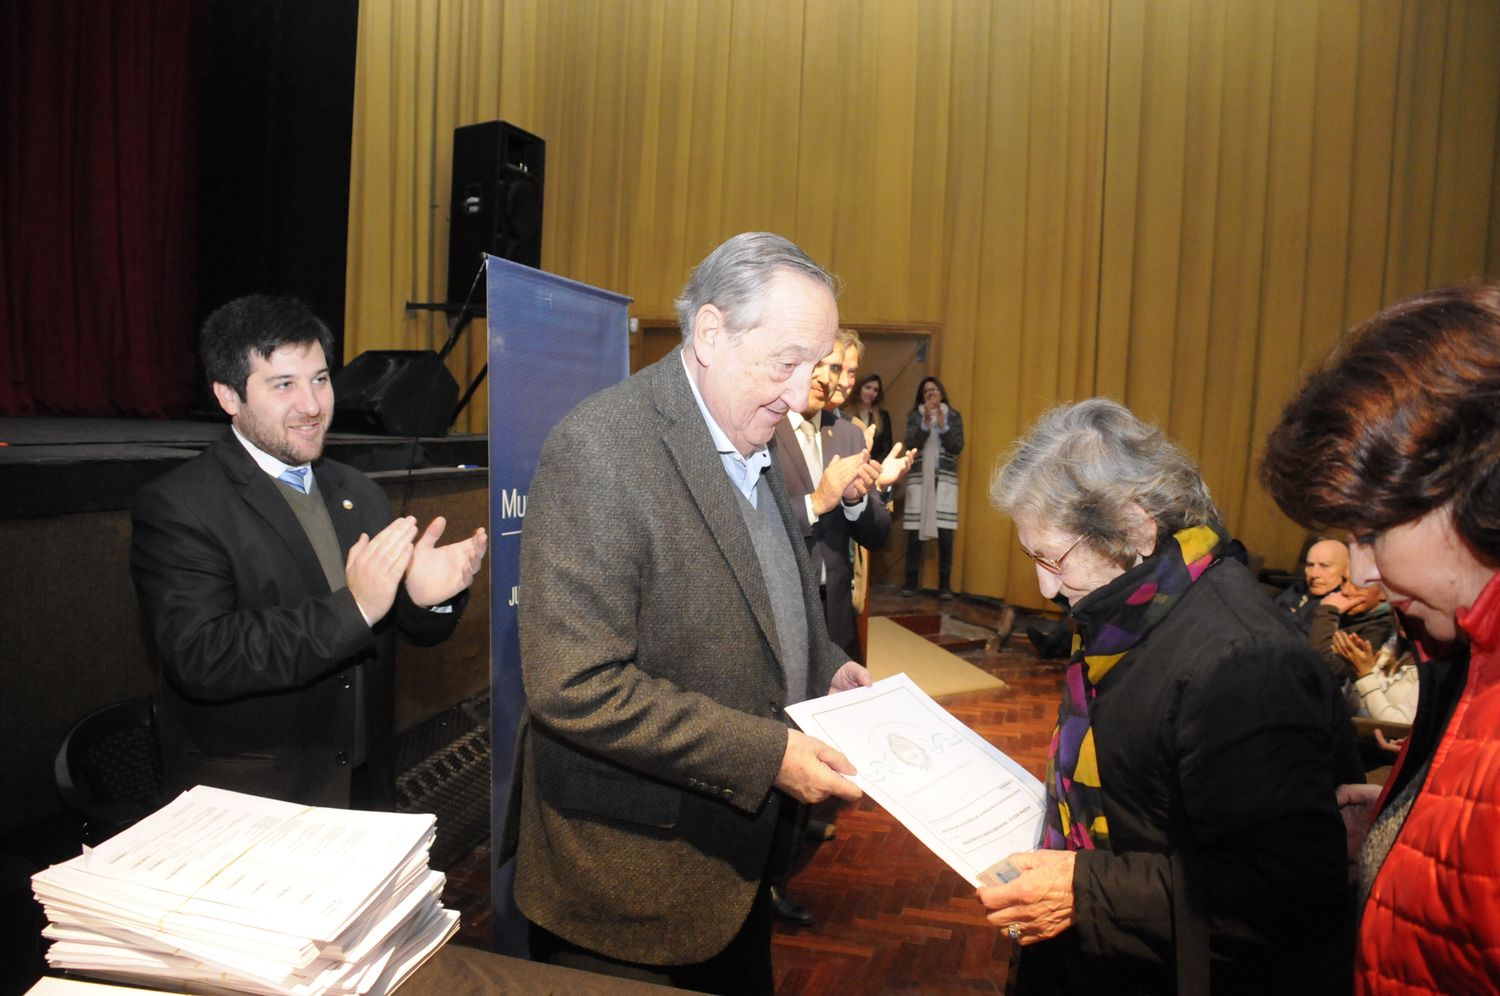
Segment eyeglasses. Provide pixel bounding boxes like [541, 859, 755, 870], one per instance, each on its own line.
[1019, 534, 1085, 575]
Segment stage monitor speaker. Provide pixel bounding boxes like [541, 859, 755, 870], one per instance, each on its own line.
[332, 351, 458, 438]
[446, 120, 545, 303]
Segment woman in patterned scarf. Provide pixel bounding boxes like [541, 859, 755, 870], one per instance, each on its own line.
[982, 398, 1355, 996]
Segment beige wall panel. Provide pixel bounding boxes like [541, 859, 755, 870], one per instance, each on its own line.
[867, 4, 921, 322]
[347, 0, 1500, 606]
[1383, 2, 1446, 300]
[1200, 0, 1275, 555]
[1094, 2, 1146, 405]
[1163, 0, 1225, 462]
[1340, 3, 1400, 331]
[906, 3, 955, 324]
[1429, 1, 1500, 284]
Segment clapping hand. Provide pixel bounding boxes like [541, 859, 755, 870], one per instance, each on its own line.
[812, 450, 880, 514]
[875, 442, 915, 490]
[346, 516, 419, 624]
[1331, 629, 1376, 677]
[404, 516, 488, 608]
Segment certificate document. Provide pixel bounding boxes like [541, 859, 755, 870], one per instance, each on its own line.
[785, 673, 1046, 886]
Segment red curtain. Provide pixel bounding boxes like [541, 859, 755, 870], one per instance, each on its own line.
[1, 1, 202, 416]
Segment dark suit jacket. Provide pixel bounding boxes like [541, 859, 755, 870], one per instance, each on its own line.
[772, 412, 891, 652]
[130, 431, 460, 808]
[506, 353, 846, 965]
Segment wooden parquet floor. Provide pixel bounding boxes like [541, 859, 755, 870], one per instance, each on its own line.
[769, 589, 1063, 995]
[441, 587, 1067, 995]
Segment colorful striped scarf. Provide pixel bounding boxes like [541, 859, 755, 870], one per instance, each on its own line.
[1042, 524, 1223, 851]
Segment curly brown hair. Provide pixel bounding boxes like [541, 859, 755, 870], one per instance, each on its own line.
[1260, 283, 1500, 562]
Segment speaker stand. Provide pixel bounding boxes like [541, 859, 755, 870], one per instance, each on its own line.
[404, 296, 488, 429]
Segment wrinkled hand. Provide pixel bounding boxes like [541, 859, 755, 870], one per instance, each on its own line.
[811, 450, 878, 514]
[829, 661, 872, 692]
[346, 516, 418, 623]
[1320, 587, 1359, 613]
[843, 452, 880, 502]
[977, 850, 1076, 944]
[875, 442, 915, 490]
[404, 517, 488, 608]
[1325, 581, 1383, 615]
[774, 729, 862, 805]
[1336, 782, 1381, 866]
[1332, 630, 1376, 677]
[1345, 582, 1385, 615]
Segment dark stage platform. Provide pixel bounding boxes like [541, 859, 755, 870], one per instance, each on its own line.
[0, 414, 493, 862]
[0, 417, 496, 993]
[0, 417, 488, 517]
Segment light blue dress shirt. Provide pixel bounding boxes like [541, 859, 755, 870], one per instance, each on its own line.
[679, 350, 772, 507]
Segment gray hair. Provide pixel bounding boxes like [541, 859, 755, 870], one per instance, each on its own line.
[989, 398, 1220, 568]
[836, 328, 863, 362]
[674, 232, 838, 341]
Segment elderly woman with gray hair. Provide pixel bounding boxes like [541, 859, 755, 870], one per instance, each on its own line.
[980, 399, 1355, 995]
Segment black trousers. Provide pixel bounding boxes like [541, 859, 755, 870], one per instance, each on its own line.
[766, 780, 811, 890]
[818, 583, 863, 662]
[905, 527, 955, 589]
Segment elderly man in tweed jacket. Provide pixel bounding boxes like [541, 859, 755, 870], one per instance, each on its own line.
[508, 233, 873, 993]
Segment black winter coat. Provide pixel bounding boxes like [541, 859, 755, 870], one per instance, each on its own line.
[1020, 557, 1356, 995]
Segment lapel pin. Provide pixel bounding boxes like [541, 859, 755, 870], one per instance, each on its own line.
[342, 499, 354, 510]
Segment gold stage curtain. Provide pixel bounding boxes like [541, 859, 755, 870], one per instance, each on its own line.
[346, 0, 1500, 609]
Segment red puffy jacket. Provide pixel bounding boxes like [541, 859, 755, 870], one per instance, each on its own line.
[1356, 571, 1500, 994]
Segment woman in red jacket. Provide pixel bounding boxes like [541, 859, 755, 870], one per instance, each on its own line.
[1262, 282, 1500, 994]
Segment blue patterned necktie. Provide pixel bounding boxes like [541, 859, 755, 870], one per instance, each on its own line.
[277, 466, 309, 494]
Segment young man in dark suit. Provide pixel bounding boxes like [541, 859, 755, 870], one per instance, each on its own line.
[131, 295, 486, 809]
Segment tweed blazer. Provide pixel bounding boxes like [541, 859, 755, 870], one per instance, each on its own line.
[508, 352, 846, 965]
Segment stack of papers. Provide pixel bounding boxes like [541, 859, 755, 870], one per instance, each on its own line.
[31, 786, 458, 994]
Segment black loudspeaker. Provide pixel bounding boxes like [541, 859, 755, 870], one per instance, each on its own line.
[332, 351, 458, 437]
[446, 120, 545, 303]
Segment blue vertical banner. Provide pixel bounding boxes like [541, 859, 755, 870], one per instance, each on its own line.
[486, 256, 630, 954]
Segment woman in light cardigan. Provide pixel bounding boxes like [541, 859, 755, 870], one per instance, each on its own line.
[901, 376, 963, 597]
[1334, 627, 1419, 723]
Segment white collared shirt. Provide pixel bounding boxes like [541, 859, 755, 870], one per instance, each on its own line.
[785, 411, 867, 527]
[231, 425, 314, 487]
[679, 351, 773, 507]
[228, 425, 450, 620]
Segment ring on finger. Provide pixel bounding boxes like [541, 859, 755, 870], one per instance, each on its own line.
[1007, 923, 1022, 941]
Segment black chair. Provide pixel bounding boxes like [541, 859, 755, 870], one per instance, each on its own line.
[53, 698, 164, 844]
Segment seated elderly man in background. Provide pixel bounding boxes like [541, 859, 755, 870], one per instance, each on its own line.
[1311, 578, 1399, 684]
[979, 398, 1356, 995]
[1273, 536, 1348, 630]
[1276, 537, 1400, 686]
